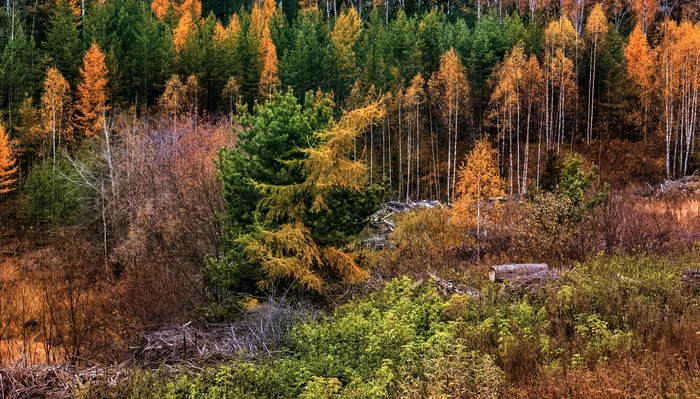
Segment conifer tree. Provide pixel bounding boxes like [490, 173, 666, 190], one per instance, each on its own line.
[246, 101, 385, 291]
[173, 0, 202, 53]
[0, 125, 17, 195]
[43, 0, 81, 84]
[258, 26, 279, 98]
[330, 8, 361, 104]
[13, 95, 40, 162]
[453, 138, 504, 259]
[428, 48, 469, 203]
[585, 4, 608, 144]
[624, 24, 654, 141]
[41, 67, 71, 163]
[74, 41, 109, 137]
[151, 0, 172, 20]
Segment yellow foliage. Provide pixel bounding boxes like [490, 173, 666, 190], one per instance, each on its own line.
[249, 101, 385, 291]
[545, 16, 576, 54]
[40, 67, 71, 156]
[332, 8, 361, 52]
[585, 4, 608, 46]
[213, 15, 240, 44]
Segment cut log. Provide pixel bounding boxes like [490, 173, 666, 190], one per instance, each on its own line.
[489, 263, 549, 282]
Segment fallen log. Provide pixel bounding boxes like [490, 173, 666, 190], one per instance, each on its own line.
[489, 263, 549, 282]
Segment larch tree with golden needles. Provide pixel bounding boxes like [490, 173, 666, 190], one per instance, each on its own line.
[453, 138, 505, 260]
[584, 3, 608, 144]
[173, 0, 202, 53]
[658, 21, 700, 178]
[523, 54, 544, 192]
[41, 67, 71, 164]
[624, 24, 654, 141]
[489, 44, 525, 197]
[428, 48, 470, 203]
[246, 102, 385, 291]
[151, 0, 173, 20]
[74, 41, 109, 138]
[258, 26, 279, 98]
[0, 125, 18, 195]
[159, 74, 186, 133]
[403, 73, 425, 201]
[544, 17, 576, 152]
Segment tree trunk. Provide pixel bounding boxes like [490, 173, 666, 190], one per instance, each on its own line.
[489, 263, 549, 282]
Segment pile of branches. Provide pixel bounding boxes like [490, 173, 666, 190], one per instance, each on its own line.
[131, 297, 314, 367]
[0, 363, 75, 399]
[637, 174, 699, 197]
[362, 200, 442, 250]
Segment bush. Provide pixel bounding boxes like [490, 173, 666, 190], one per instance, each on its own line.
[21, 156, 91, 229]
[373, 206, 464, 276]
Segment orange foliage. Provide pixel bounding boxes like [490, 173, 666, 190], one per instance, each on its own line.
[0, 125, 18, 195]
[74, 41, 109, 138]
[250, 0, 278, 39]
[258, 26, 279, 98]
[172, 0, 202, 53]
[624, 24, 654, 140]
[150, 0, 172, 20]
[453, 138, 505, 234]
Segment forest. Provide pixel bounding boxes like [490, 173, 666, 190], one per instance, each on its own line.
[1, 0, 700, 395]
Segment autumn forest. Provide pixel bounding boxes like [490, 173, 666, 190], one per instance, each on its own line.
[1, 0, 700, 395]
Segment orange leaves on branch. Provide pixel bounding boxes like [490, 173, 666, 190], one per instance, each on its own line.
[250, 0, 278, 39]
[213, 15, 240, 44]
[173, 13, 195, 53]
[74, 41, 109, 138]
[625, 24, 653, 91]
[0, 125, 18, 195]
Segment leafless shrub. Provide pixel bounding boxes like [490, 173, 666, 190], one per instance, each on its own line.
[131, 297, 314, 366]
[0, 362, 75, 399]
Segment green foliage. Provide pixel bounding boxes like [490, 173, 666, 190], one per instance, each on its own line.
[557, 155, 594, 207]
[279, 11, 330, 99]
[216, 90, 384, 295]
[89, 252, 700, 396]
[145, 277, 505, 399]
[557, 154, 608, 211]
[1, 26, 42, 112]
[220, 90, 333, 234]
[43, 1, 81, 84]
[21, 157, 91, 227]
